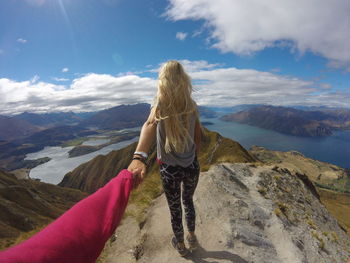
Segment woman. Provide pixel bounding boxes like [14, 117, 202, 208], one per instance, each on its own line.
[128, 60, 202, 256]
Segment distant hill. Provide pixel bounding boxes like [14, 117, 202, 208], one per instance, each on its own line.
[0, 115, 40, 141]
[81, 103, 151, 130]
[14, 112, 83, 128]
[206, 104, 264, 116]
[221, 105, 340, 137]
[197, 106, 218, 118]
[0, 169, 86, 249]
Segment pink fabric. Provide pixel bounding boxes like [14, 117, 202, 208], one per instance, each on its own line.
[0, 169, 134, 263]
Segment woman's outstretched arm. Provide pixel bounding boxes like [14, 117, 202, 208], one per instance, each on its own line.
[127, 109, 157, 184]
[0, 170, 134, 263]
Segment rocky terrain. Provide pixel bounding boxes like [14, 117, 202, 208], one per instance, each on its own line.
[102, 163, 350, 263]
[250, 146, 350, 193]
[249, 145, 350, 233]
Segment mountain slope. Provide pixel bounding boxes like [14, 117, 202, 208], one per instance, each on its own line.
[0, 170, 87, 249]
[0, 115, 40, 141]
[103, 163, 350, 263]
[81, 103, 150, 130]
[250, 146, 350, 193]
[14, 112, 82, 127]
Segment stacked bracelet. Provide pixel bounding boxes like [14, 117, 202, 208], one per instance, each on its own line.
[132, 156, 148, 166]
[134, 151, 148, 159]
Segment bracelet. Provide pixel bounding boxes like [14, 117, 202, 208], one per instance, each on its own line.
[134, 151, 148, 159]
[132, 156, 148, 166]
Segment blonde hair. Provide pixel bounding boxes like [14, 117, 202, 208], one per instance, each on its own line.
[151, 60, 198, 153]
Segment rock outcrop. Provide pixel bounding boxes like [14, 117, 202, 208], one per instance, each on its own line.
[102, 163, 350, 263]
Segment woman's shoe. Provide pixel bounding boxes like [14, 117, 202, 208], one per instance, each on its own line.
[171, 237, 189, 257]
[186, 234, 198, 251]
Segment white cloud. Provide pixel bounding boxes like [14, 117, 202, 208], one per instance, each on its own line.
[62, 67, 69, 73]
[0, 74, 156, 115]
[17, 38, 27, 44]
[1, 60, 349, 115]
[176, 32, 188, 41]
[30, 75, 40, 83]
[52, 77, 70, 82]
[149, 59, 223, 73]
[166, 0, 350, 68]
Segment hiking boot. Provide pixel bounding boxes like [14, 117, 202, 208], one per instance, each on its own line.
[171, 237, 189, 257]
[186, 234, 198, 251]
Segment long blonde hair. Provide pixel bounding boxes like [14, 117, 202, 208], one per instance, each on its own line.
[151, 60, 198, 153]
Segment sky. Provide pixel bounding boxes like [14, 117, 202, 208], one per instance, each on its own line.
[0, 0, 350, 115]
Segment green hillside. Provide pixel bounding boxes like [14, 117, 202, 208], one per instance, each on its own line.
[0, 170, 87, 250]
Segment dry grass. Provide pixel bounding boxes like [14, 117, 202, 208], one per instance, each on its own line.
[319, 188, 350, 235]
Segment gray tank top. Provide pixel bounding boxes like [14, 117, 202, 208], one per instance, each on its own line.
[156, 113, 196, 167]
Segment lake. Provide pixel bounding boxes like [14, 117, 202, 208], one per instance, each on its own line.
[24, 118, 350, 185]
[202, 117, 350, 170]
[82, 138, 110, 146]
[25, 137, 139, 184]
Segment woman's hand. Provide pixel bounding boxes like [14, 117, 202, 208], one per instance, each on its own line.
[127, 159, 147, 189]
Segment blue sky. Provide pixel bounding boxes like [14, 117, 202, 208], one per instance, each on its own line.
[0, 0, 350, 114]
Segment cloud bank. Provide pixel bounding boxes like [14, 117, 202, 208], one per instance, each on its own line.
[1, 60, 349, 115]
[0, 74, 156, 115]
[165, 0, 350, 68]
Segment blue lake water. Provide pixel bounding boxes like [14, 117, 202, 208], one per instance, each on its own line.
[82, 138, 110, 146]
[202, 117, 350, 169]
[25, 137, 139, 184]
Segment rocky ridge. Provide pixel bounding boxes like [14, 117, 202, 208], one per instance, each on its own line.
[102, 163, 350, 263]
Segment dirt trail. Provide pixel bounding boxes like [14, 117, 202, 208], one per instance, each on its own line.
[103, 163, 350, 263]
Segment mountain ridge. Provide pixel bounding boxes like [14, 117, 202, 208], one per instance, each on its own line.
[221, 105, 350, 137]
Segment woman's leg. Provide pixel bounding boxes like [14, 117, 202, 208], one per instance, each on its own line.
[182, 158, 200, 234]
[160, 163, 185, 243]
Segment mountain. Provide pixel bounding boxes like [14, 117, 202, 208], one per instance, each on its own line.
[0, 115, 40, 141]
[0, 169, 86, 249]
[59, 127, 256, 193]
[221, 105, 335, 137]
[206, 104, 264, 116]
[14, 112, 83, 128]
[197, 106, 218, 118]
[81, 103, 151, 130]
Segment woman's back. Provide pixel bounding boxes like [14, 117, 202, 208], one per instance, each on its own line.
[156, 112, 197, 167]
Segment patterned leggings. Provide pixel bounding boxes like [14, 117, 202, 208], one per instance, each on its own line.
[159, 157, 200, 243]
